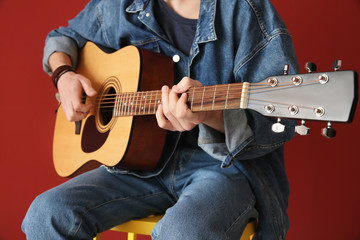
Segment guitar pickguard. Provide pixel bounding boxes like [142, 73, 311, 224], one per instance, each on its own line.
[81, 115, 110, 153]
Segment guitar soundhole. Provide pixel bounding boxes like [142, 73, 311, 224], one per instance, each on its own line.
[99, 87, 115, 126]
[94, 76, 120, 133]
[82, 116, 109, 153]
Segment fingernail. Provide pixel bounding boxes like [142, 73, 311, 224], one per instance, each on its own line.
[162, 85, 169, 92]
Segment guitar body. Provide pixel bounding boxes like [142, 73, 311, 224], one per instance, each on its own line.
[53, 42, 358, 177]
[53, 42, 174, 177]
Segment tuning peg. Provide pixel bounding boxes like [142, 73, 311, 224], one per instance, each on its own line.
[333, 59, 342, 71]
[272, 118, 285, 133]
[304, 62, 317, 73]
[321, 122, 336, 138]
[283, 64, 289, 75]
[295, 120, 310, 136]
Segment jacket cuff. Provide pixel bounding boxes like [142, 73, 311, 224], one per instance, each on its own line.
[43, 36, 79, 75]
[198, 109, 254, 164]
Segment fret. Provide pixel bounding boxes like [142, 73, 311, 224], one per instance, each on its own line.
[153, 91, 157, 113]
[191, 87, 196, 110]
[200, 87, 205, 111]
[112, 83, 246, 117]
[138, 92, 143, 115]
[212, 85, 217, 110]
[113, 93, 120, 117]
[125, 93, 130, 116]
[142, 92, 146, 114]
[144, 92, 148, 115]
[129, 93, 133, 116]
[154, 91, 161, 113]
[225, 84, 230, 109]
[134, 92, 138, 114]
[120, 93, 125, 116]
[227, 83, 244, 109]
[213, 85, 227, 110]
[148, 91, 153, 114]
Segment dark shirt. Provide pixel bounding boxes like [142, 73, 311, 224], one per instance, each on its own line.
[154, 0, 200, 149]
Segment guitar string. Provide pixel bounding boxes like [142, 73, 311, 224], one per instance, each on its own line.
[89, 81, 316, 106]
[79, 79, 321, 114]
[93, 81, 320, 114]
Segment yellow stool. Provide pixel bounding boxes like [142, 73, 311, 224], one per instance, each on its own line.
[93, 215, 256, 240]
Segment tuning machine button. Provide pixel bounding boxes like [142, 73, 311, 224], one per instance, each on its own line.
[272, 118, 285, 133]
[333, 59, 342, 71]
[321, 122, 336, 138]
[295, 120, 310, 136]
[283, 64, 289, 75]
[304, 62, 317, 73]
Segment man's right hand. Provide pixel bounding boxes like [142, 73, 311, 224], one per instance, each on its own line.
[57, 71, 97, 122]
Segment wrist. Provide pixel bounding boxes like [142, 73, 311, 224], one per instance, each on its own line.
[51, 65, 76, 89]
[202, 110, 225, 133]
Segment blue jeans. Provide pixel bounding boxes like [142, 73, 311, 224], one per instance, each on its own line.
[22, 147, 258, 240]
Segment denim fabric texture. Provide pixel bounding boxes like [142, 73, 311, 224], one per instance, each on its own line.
[23, 147, 259, 239]
[24, 0, 299, 239]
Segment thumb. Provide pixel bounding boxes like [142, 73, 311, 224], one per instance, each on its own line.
[79, 75, 97, 97]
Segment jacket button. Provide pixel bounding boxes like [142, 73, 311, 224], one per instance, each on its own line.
[172, 55, 180, 63]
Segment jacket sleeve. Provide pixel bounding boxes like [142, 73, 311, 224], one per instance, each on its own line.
[42, 0, 104, 74]
[199, 32, 299, 166]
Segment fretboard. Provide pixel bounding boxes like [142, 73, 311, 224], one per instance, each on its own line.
[108, 82, 249, 117]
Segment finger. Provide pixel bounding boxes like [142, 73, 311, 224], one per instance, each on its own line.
[161, 86, 185, 131]
[67, 108, 89, 122]
[155, 104, 175, 131]
[61, 97, 88, 122]
[168, 87, 180, 115]
[176, 93, 199, 130]
[72, 98, 93, 114]
[161, 85, 174, 120]
[173, 77, 191, 93]
[176, 93, 191, 119]
[58, 74, 92, 121]
[78, 75, 97, 97]
[173, 77, 203, 94]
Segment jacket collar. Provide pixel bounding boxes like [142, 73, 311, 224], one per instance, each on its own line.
[127, 0, 217, 43]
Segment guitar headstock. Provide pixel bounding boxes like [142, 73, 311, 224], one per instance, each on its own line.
[247, 61, 358, 138]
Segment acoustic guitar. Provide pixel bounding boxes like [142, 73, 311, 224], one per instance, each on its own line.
[53, 41, 357, 177]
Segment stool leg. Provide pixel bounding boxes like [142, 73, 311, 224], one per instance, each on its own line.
[93, 233, 102, 240]
[128, 232, 137, 240]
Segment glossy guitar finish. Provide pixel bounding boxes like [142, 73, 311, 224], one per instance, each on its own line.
[53, 42, 358, 177]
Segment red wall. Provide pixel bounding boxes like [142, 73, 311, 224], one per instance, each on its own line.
[0, 0, 359, 239]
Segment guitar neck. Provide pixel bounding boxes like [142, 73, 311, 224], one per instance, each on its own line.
[108, 82, 249, 117]
[100, 69, 356, 123]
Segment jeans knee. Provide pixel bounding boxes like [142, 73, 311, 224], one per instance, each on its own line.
[22, 188, 77, 238]
[151, 215, 220, 240]
[23, 191, 58, 230]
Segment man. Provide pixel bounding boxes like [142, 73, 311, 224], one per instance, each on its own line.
[22, 0, 298, 239]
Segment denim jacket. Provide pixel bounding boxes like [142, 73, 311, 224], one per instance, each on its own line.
[43, 0, 299, 239]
